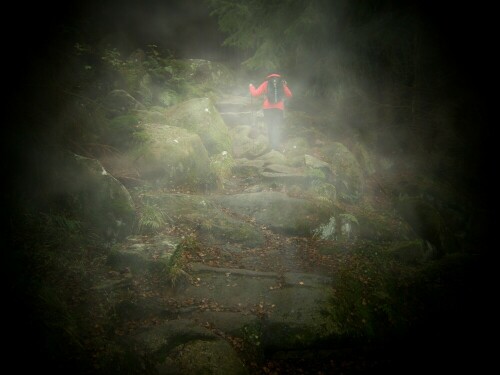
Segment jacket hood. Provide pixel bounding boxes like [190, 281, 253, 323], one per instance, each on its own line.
[266, 73, 281, 79]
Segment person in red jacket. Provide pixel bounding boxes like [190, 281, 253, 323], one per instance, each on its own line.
[249, 73, 293, 151]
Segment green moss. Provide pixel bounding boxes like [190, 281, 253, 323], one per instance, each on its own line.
[165, 98, 232, 156]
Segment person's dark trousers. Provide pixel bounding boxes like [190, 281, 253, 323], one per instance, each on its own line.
[263, 108, 284, 150]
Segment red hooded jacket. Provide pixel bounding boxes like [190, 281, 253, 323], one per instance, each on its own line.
[249, 73, 293, 110]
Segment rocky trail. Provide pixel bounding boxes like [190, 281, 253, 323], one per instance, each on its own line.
[85, 94, 403, 374]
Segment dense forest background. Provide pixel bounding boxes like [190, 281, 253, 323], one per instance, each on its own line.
[4, 0, 491, 373]
[6, 0, 489, 209]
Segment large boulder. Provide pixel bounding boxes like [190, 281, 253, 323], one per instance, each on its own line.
[165, 97, 232, 156]
[57, 153, 137, 240]
[230, 125, 268, 159]
[320, 142, 365, 203]
[131, 124, 216, 189]
[139, 193, 265, 248]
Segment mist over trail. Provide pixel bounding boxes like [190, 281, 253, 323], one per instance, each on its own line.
[4, 1, 490, 374]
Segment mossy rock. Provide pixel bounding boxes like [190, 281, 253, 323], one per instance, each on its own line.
[131, 124, 216, 189]
[165, 97, 232, 156]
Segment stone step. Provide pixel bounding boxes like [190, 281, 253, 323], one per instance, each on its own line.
[174, 262, 337, 351]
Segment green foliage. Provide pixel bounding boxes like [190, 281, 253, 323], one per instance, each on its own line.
[313, 216, 336, 240]
[138, 203, 171, 234]
[206, 1, 259, 50]
[164, 245, 186, 286]
[205, 0, 345, 75]
[339, 213, 359, 226]
[306, 167, 326, 180]
[101, 48, 140, 94]
[101, 48, 123, 69]
[309, 177, 337, 207]
[205, 0, 449, 141]
[206, 0, 308, 72]
[163, 59, 233, 101]
[307, 168, 337, 206]
[101, 46, 183, 104]
[243, 40, 282, 72]
[164, 236, 199, 286]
